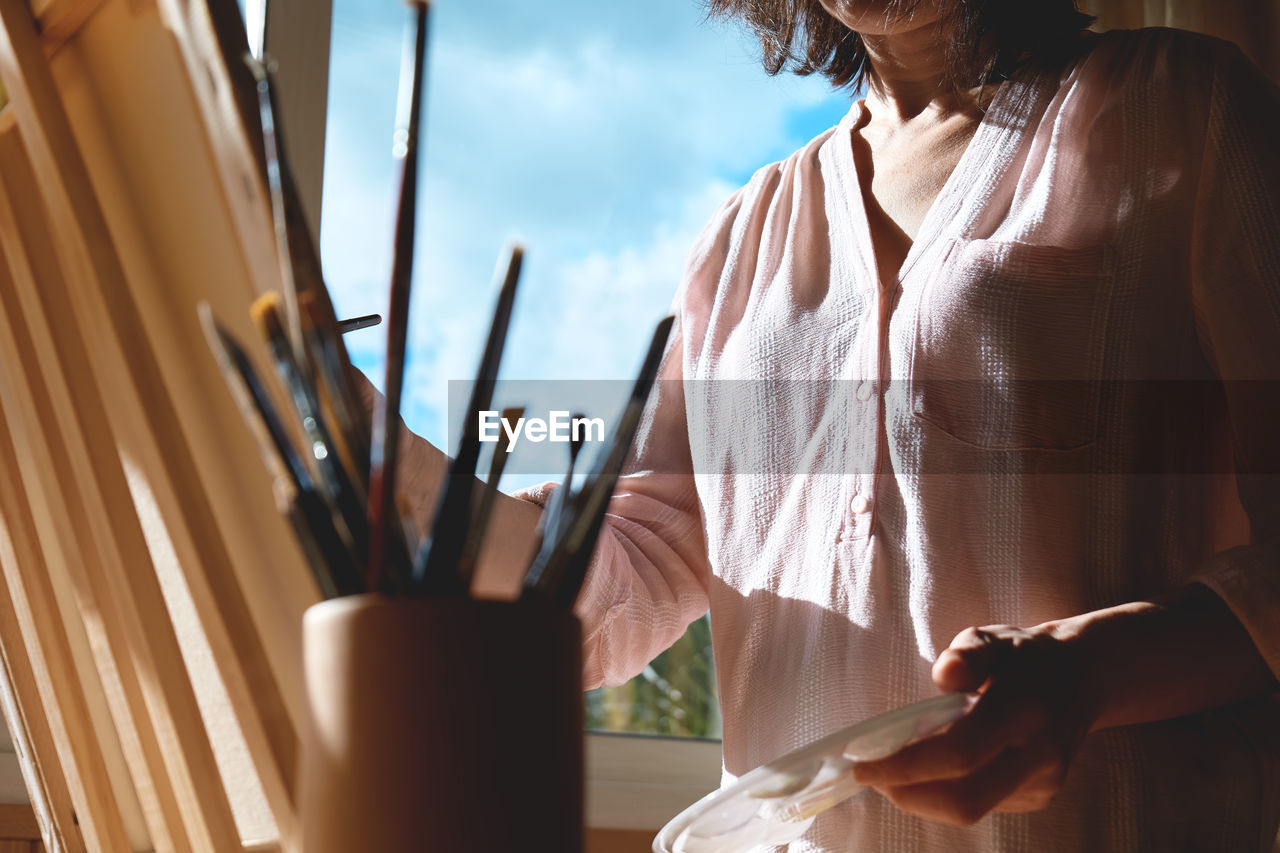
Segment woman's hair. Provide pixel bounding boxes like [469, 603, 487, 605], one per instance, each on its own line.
[707, 0, 1095, 90]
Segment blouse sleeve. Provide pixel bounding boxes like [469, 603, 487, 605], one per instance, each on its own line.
[1186, 41, 1280, 679]
[514, 190, 746, 689]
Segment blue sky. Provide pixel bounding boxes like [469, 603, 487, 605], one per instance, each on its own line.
[318, 0, 855, 489]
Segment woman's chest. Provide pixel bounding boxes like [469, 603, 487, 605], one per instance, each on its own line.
[685, 64, 1215, 527]
[691, 214, 1206, 464]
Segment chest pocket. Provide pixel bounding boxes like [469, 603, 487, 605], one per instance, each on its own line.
[910, 238, 1116, 451]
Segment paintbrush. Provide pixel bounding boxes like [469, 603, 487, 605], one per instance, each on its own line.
[244, 54, 308, 372]
[455, 405, 524, 588]
[562, 411, 588, 495]
[199, 302, 297, 509]
[410, 245, 523, 596]
[243, 52, 371, 497]
[299, 292, 369, 488]
[551, 409, 589, 522]
[367, 0, 431, 594]
[338, 314, 382, 334]
[526, 409, 588, 573]
[252, 293, 371, 570]
[522, 316, 674, 608]
[397, 492, 420, 563]
[198, 303, 361, 597]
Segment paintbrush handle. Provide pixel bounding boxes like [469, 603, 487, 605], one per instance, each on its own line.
[522, 317, 674, 606]
[246, 54, 373, 521]
[455, 439, 515, 586]
[411, 244, 523, 596]
[237, 344, 364, 595]
[368, 2, 430, 593]
[201, 307, 363, 597]
[285, 500, 344, 600]
[246, 56, 309, 371]
[337, 314, 381, 333]
[257, 299, 374, 576]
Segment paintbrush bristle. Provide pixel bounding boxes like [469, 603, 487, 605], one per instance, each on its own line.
[250, 292, 287, 343]
[297, 291, 318, 322]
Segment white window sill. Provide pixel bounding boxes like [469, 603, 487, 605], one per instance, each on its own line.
[585, 732, 722, 831]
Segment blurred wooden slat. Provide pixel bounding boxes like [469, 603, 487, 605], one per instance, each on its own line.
[44, 2, 303, 830]
[45, 0, 318, 840]
[0, 128, 175, 852]
[0, 0, 342, 848]
[30, 0, 104, 56]
[0, 133, 136, 853]
[0, 1, 244, 847]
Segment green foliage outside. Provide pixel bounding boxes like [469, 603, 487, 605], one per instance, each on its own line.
[584, 614, 721, 739]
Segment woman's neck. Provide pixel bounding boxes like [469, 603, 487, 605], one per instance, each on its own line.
[862, 20, 973, 122]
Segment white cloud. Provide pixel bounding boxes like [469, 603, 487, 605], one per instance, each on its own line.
[524, 177, 738, 380]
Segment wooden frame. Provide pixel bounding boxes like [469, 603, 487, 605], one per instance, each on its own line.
[0, 0, 334, 849]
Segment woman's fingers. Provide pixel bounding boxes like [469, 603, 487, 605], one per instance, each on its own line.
[853, 681, 1031, 786]
[932, 626, 1012, 692]
[855, 623, 1093, 826]
[875, 744, 1050, 827]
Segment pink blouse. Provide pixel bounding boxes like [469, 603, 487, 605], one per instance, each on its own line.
[512, 27, 1280, 851]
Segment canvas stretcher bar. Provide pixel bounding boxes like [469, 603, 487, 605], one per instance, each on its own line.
[0, 0, 337, 847]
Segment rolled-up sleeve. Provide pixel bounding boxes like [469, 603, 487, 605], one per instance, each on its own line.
[513, 190, 746, 689]
[513, 319, 711, 689]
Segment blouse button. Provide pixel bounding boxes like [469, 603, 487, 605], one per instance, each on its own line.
[851, 495, 872, 515]
[856, 381, 874, 402]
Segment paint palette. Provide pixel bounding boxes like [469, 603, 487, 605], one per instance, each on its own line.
[652, 692, 976, 853]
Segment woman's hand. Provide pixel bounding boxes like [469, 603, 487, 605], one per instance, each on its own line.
[851, 623, 1100, 826]
[852, 583, 1277, 827]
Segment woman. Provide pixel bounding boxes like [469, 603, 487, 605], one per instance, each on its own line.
[400, 1, 1280, 848]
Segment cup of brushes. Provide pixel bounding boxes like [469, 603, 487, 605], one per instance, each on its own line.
[200, 3, 675, 850]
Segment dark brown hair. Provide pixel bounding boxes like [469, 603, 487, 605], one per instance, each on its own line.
[707, 0, 1095, 90]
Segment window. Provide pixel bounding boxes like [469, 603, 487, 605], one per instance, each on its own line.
[321, 0, 851, 739]
[587, 614, 720, 737]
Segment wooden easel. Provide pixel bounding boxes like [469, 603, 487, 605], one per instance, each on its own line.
[0, 0, 340, 848]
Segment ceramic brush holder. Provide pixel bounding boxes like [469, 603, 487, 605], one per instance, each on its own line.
[299, 594, 584, 852]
